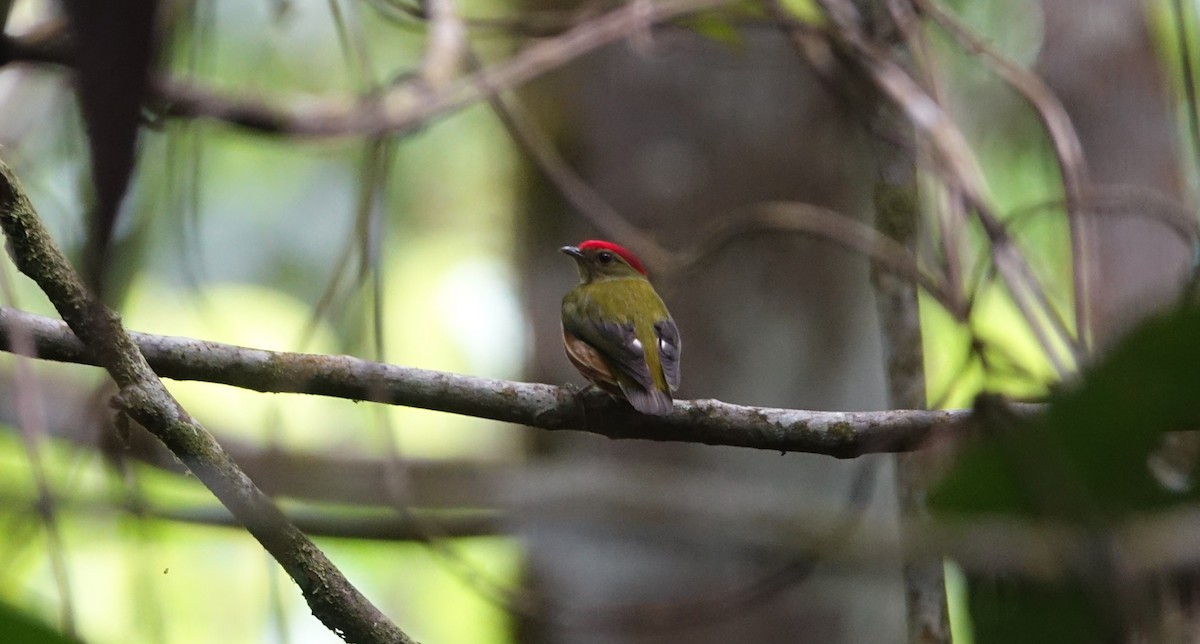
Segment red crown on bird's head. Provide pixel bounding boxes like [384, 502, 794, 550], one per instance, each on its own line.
[578, 240, 647, 275]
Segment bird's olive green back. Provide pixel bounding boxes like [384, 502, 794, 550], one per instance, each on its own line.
[561, 277, 672, 393]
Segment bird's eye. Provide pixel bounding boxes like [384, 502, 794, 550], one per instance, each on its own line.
[597, 251, 614, 264]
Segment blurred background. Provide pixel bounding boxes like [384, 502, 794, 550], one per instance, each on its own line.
[0, 0, 1196, 642]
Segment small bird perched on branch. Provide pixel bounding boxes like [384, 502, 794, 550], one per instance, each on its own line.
[560, 240, 681, 415]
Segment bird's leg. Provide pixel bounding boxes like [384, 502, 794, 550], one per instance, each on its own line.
[565, 382, 600, 429]
[562, 381, 599, 397]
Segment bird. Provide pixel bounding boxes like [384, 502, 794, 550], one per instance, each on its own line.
[559, 240, 680, 415]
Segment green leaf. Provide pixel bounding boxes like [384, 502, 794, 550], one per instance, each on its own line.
[933, 306, 1200, 644]
[968, 578, 1114, 644]
[933, 304, 1200, 517]
[779, 0, 824, 24]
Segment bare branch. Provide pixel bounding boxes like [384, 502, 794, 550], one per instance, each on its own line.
[0, 161, 412, 644]
[149, 0, 731, 137]
[0, 305, 998, 458]
[421, 0, 466, 89]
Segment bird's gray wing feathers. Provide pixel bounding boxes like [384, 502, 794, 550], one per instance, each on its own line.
[617, 383, 673, 415]
[563, 313, 655, 392]
[655, 319, 681, 392]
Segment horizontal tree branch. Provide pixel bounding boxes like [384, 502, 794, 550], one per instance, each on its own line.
[154, 0, 730, 137]
[0, 306, 995, 458]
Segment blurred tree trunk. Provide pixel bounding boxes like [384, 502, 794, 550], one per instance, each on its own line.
[515, 28, 904, 644]
[857, 4, 952, 642]
[874, 167, 949, 643]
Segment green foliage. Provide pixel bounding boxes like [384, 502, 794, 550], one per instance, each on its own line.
[966, 579, 1109, 644]
[0, 602, 76, 644]
[933, 304, 1200, 641]
[934, 304, 1200, 516]
[778, 0, 824, 24]
[0, 3, 525, 640]
[679, 0, 824, 48]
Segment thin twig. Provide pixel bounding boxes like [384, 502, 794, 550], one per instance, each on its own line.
[421, 0, 465, 89]
[326, 0, 375, 88]
[884, 0, 969, 315]
[480, 72, 968, 319]
[0, 262, 76, 637]
[914, 0, 1094, 352]
[1169, 0, 1200, 201]
[1008, 184, 1200, 240]
[671, 201, 969, 320]
[810, 0, 1079, 376]
[475, 48, 669, 268]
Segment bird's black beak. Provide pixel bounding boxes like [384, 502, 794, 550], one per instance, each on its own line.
[560, 245, 584, 259]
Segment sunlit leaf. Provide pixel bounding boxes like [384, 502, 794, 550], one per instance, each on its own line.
[779, 0, 824, 25]
[934, 304, 1200, 517]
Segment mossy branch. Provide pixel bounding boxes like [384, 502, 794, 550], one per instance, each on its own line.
[0, 306, 1005, 459]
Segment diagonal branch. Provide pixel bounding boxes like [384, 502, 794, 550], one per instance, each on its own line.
[0, 305, 1009, 458]
[0, 160, 413, 644]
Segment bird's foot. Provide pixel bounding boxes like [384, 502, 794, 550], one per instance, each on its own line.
[562, 382, 598, 397]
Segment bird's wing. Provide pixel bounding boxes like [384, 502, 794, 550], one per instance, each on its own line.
[562, 306, 656, 394]
[655, 318, 681, 392]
